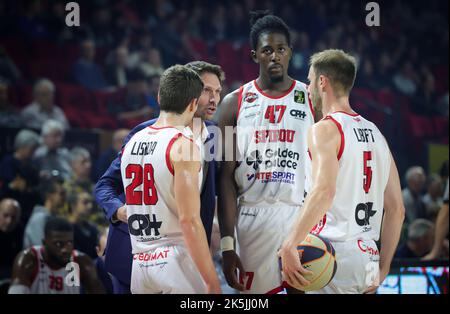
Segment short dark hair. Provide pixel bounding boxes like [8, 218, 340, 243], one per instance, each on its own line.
[249, 10, 291, 50]
[44, 216, 73, 238]
[158, 65, 204, 114]
[39, 177, 63, 202]
[185, 61, 225, 83]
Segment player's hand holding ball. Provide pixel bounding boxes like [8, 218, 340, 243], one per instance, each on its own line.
[279, 234, 337, 292]
[278, 243, 313, 290]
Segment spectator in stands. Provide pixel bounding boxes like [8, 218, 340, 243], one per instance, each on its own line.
[139, 48, 165, 77]
[0, 130, 40, 224]
[64, 147, 104, 224]
[153, 13, 186, 66]
[0, 80, 23, 128]
[17, 0, 49, 39]
[72, 39, 108, 91]
[203, 4, 227, 44]
[357, 58, 378, 90]
[107, 69, 155, 128]
[395, 219, 435, 258]
[64, 147, 94, 196]
[227, 2, 247, 43]
[94, 226, 114, 294]
[20, 79, 70, 130]
[423, 179, 449, 260]
[23, 177, 65, 248]
[395, 218, 434, 258]
[33, 120, 71, 181]
[44, 1, 74, 42]
[393, 61, 419, 97]
[105, 46, 130, 88]
[422, 174, 444, 222]
[67, 191, 99, 259]
[145, 74, 160, 118]
[375, 52, 396, 91]
[0, 46, 22, 84]
[0, 198, 23, 280]
[94, 128, 129, 180]
[127, 29, 153, 68]
[90, 7, 115, 48]
[403, 166, 427, 224]
[290, 31, 312, 80]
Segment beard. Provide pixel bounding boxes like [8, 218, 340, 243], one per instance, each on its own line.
[269, 73, 284, 83]
[48, 250, 70, 267]
[310, 86, 322, 113]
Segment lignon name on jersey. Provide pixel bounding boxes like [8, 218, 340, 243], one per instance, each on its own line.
[130, 141, 158, 156]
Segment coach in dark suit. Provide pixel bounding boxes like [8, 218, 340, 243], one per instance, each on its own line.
[94, 61, 224, 293]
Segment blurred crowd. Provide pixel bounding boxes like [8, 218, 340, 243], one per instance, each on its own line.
[0, 0, 448, 291]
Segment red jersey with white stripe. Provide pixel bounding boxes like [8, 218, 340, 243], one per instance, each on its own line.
[29, 246, 81, 294]
[235, 79, 315, 207]
[121, 126, 202, 254]
[307, 112, 391, 242]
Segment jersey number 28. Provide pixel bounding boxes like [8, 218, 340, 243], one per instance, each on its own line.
[125, 164, 158, 205]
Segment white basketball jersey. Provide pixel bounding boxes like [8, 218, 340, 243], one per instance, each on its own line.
[235, 80, 315, 206]
[29, 246, 81, 294]
[307, 112, 391, 242]
[121, 125, 202, 254]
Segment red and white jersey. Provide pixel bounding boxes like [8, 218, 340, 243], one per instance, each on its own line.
[307, 112, 391, 242]
[234, 79, 315, 207]
[29, 246, 81, 294]
[121, 126, 202, 254]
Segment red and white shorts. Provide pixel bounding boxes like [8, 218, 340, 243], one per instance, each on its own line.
[308, 238, 380, 294]
[236, 205, 299, 294]
[131, 244, 206, 294]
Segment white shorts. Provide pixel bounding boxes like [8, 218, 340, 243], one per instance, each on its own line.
[308, 238, 380, 294]
[130, 244, 206, 294]
[236, 205, 299, 294]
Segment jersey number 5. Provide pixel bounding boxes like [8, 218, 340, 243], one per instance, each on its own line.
[125, 164, 158, 205]
[363, 151, 372, 194]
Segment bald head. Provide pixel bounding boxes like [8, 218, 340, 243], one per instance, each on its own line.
[0, 199, 21, 233]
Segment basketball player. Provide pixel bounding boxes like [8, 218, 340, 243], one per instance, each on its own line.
[94, 61, 224, 293]
[278, 49, 405, 294]
[218, 11, 316, 294]
[121, 65, 221, 294]
[8, 216, 105, 294]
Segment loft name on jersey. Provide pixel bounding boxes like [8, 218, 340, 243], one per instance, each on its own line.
[353, 128, 376, 143]
[130, 141, 158, 156]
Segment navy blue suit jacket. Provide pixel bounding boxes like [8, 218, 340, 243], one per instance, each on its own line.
[94, 119, 218, 285]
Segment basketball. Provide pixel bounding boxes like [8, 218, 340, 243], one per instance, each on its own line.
[282, 234, 337, 292]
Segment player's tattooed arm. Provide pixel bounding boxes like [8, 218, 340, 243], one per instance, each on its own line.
[77, 254, 106, 294]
